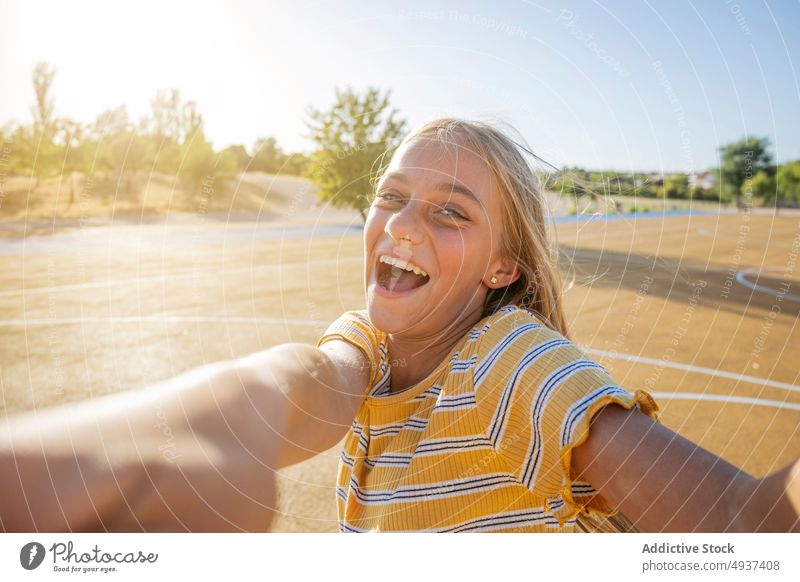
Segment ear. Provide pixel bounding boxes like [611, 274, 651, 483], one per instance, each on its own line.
[486, 254, 521, 288]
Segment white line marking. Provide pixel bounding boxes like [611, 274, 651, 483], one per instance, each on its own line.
[0, 256, 363, 298]
[2, 314, 798, 400]
[586, 348, 800, 394]
[652, 392, 800, 412]
[735, 268, 800, 303]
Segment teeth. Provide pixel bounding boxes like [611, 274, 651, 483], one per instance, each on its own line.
[379, 255, 428, 278]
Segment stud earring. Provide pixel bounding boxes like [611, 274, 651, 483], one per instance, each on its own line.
[490, 276, 498, 285]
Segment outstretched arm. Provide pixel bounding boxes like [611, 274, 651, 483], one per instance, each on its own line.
[572, 404, 800, 532]
[0, 340, 368, 532]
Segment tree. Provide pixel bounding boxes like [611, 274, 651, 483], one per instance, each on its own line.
[718, 137, 773, 207]
[32, 62, 56, 135]
[57, 118, 92, 205]
[176, 107, 237, 194]
[221, 145, 251, 171]
[251, 137, 284, 173]
[282, 151, 310, 176]
[59, 118, 88, 173]
[305, 87, 407, 221]
[146, 89, 183, 145]
[777, 160, 800, 206]
[3, 125, 34, 176]
[748, 170, 776, 206]
[30, 62, 60, 187]
[93, 106, 132, 174]
[249, 139, 309, 176]
[88, 105, 156, 194]
[663, 173, 689, 199]
[178, 129, 214, 192]
[141, 90, 209, 178]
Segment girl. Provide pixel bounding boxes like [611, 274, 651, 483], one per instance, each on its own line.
[1, 118, 798, 532]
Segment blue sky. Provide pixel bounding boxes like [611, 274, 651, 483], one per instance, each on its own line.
[1, 0, 798, 172]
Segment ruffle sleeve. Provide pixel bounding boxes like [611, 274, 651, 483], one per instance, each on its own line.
[316, 310, 388, 396]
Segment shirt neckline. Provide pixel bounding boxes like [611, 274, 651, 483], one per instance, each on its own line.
[364, 316, 495, 407]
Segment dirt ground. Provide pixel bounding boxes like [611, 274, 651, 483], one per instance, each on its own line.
[1, 204, 798, 532]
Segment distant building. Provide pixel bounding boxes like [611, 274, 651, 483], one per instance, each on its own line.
[689, 171, 714, 190]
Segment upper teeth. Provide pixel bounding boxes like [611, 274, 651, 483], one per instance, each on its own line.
[380, 256, 428, 277]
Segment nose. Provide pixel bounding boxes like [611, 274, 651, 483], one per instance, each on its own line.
[384, 200, 424, 245]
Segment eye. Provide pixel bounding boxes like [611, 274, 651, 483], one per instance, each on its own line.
[438, 206, 467, 220]
[374, 191, 403, 204]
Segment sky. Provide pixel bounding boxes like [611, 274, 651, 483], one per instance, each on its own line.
[1, 0, 799, 173]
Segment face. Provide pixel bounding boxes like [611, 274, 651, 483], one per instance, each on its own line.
[364, 136, 520, 337]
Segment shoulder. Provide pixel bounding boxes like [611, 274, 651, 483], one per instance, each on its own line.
[469, 307, 657, 514]
[472, 305, 617, 406]
[319, 309, 375, 336]
[318, 310, 383, 352]
[317, 310, 386, 392]
[473, 305, 568, 361]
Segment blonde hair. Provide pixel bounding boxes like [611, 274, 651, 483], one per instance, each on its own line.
[385, 117, 570, 337]
[375, 118, 637, 533]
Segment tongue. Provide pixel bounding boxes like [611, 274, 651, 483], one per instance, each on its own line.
[388, 266, 427, 292]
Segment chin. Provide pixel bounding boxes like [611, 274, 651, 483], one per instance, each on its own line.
[366, 301, 406, 334]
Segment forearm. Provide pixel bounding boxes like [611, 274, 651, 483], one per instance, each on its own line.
[574, 404, 800, 533]
[591, 428, 753, 532]
[733, 458, 800, 532]
[0, 360, 282, 532]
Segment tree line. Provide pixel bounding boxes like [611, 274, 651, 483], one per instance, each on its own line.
[551, 137, 800, 209]
[3, 62, 799, 219]
[0, 63, 310, 197]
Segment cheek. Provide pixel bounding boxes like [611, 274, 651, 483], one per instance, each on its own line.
[363, 210, 383, 251]
[435, 233, 487, 283]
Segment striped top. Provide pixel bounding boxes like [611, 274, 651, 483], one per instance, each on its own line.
[317, 305, 658, 532]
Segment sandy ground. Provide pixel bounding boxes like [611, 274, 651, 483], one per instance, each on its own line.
[1, 185, 798, 530]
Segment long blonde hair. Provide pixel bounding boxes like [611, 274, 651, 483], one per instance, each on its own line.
[375, 118, 637, 533]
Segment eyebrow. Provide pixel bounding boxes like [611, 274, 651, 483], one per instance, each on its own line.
[382, 172, 485, 209]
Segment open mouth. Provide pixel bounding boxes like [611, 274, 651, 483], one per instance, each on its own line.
[377, 257, 430, 293]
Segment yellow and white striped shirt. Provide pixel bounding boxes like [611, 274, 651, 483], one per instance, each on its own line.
[317, 305, 658, 532]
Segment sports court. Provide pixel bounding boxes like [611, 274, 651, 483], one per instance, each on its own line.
[0, 206, 798, 531]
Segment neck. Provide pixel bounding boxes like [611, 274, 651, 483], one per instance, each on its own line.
[386, 304, 485, 393]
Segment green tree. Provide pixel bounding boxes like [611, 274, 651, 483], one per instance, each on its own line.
[32, 62, 56, 135]
[249, 139, 309, 176]
[93, 106, 132, 173]
[141, 90, 212, 179]
[282, 151, 310, 176]
[177, 110, 237, 195]
[695, 167, 726, 202]
[719, 137, 773, 207]
[59, 118, 89, 174]
[748, 170, 776, 206]
[663, 173, 689, 199]
[251, 137, 285, 173]
[777, 160, 800, 206]
[3, 125, 34, 176]
[57, 118, 93, 206]
[305, 87, 407, 221]
[88, 105, 158, 194]
[146, 89, 183, 145]
[30, 62, 60, 187]
[221, 145, 251, 171]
